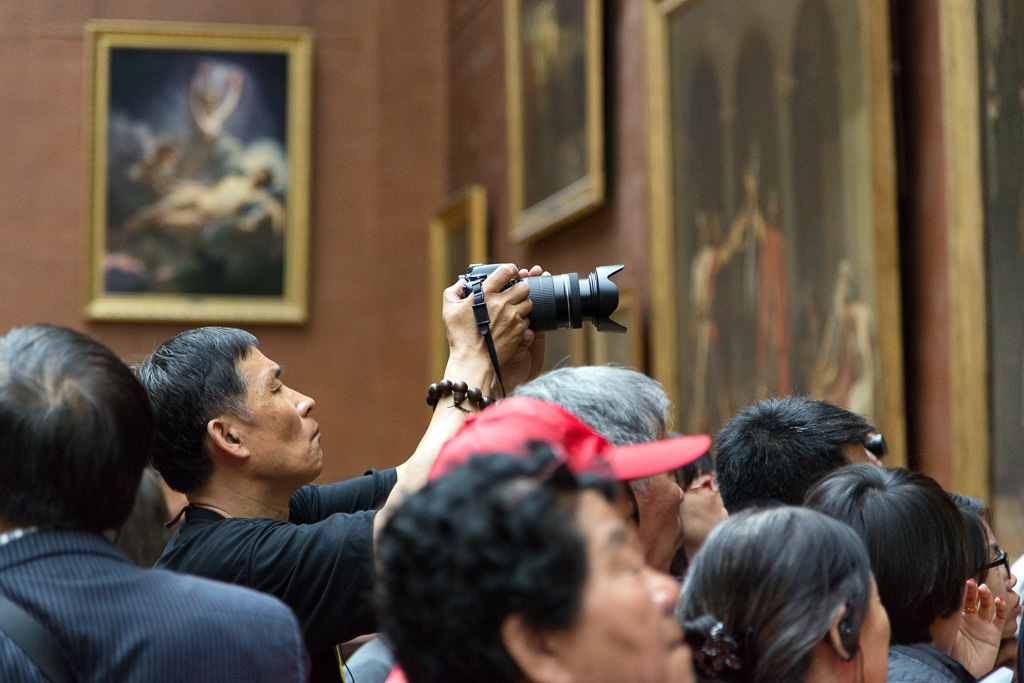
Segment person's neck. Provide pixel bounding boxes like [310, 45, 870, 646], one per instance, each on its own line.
[929, 615, 961, 655]
[0, 518, 17, 535]
[189, 477, 295, 521]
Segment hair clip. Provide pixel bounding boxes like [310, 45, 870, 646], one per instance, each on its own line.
[693, 621, 744, 678]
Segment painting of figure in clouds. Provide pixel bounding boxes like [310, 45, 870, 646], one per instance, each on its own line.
[85, 22, 311, 323]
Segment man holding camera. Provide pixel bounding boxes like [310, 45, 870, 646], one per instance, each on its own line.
[135, 264, 543, 683]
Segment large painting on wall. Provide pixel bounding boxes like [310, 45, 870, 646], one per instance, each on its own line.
[84, 21, 312, 323]
[647, 0, 905, 461]
[505, 0, 604, 242]
[979, 0, 1024, 553]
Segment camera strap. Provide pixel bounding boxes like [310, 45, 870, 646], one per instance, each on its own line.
[471, 286, 506, 397]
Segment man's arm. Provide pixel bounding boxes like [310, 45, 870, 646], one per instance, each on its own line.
[373, 263, 539, 538]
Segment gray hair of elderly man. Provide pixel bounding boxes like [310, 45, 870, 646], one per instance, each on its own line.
[511, 365, 672, 493]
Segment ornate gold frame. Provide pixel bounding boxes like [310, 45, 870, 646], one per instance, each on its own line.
[937, 2, 989, 500]
[83, 20, 312, 323]
[428, 185, 489, 379]
[646, 0, 906, 464]
[505, 0, 605, 242]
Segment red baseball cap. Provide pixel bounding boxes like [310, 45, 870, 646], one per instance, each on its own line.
[429, 396, 711, 482]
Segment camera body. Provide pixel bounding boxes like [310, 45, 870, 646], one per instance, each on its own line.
[460, 264, 626, 333]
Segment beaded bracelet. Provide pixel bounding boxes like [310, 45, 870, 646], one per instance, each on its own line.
[426, 379, 496, 413]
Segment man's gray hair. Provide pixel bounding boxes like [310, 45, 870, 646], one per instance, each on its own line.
[512, 365, 672, 446]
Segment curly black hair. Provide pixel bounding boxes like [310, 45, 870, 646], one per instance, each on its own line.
[376, 445, 616, 683]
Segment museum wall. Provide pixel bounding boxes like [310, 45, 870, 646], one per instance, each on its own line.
[0, 1, 449, 482]
[444, 0, 967, 489]
[0, 0, 989, 493]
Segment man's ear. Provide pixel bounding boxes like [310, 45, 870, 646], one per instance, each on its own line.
[207, 417, 249, 462]
[500, 614, 572, 683]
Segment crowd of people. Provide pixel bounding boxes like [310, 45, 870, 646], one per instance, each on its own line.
[0, 262, 1020, 682]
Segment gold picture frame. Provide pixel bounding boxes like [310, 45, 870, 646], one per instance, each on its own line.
[937, 1, 989, 502]
[505, 0, 605, 242]
[428, 185, 489, 379]
[83, 20, 312, 323]
[646, 0, 906, 464]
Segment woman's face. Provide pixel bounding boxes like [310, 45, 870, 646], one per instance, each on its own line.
[543, 490, 695, 683]
[981, 522, 1021, 638]
[857, 578, 891, 683]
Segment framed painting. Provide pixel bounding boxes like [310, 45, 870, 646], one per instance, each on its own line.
[505, 0, 605, 242]
[646, 0, 906, 463]
[973, 0, 1024, 554]
[428, 185, 489, 379]
[585, 288, 645, 370]
[83, 21, 312, 323]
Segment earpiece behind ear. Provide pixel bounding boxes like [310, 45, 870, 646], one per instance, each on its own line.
[828, 603, 857, 662]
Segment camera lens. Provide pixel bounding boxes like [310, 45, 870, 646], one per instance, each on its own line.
[522, 265, 625, 332]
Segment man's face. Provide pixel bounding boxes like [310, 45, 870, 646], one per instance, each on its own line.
[634, 472, 685, 573]
[545, 491, 694, 683]
[233, 349, 322, 487]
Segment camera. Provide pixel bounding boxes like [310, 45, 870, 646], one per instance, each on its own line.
[460, 264, 626, 333]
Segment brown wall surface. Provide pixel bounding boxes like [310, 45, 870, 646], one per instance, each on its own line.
[0, 0, 969, 489]
[0, 0, 448, 483]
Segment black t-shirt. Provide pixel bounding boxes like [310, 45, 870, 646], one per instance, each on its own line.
[156, 468, 398, 683]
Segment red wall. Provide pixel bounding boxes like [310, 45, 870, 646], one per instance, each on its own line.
[0, 0, 448, 483]
[0, 0, 964, 485]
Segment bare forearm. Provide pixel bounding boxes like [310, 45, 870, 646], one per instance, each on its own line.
[373, 354, 494, 539]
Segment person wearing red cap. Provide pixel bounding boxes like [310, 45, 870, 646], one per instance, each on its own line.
[377, 445, 695, 683]
[375, 395, 707, 683]
[511, 366, 711, 572]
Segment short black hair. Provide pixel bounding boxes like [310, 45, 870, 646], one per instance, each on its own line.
[949, 493, 989, 584]
[680, 507, 873, 682]
[376, 446, 616, 683]
[805, 465, 969, 645]
[133, 327, 257, 494]
[0, 324, 154, 532]
[715, 397, 873, 512]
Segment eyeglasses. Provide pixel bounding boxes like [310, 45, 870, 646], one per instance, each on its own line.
[980, 548, 1010, 579]
[688, 473, 719, 493]
[862, 433, 887, 459]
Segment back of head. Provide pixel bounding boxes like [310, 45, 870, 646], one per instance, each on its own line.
[512, 365, 670, 446]
[805, 465, 968, 645]
[0, 324, 154, 532]
[949, 492, 989, 584]
[715, 397, 872, 512]
[377, 446, 614, 683]
[133, 327, 257, 494]
[680, 506, 873, 683]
